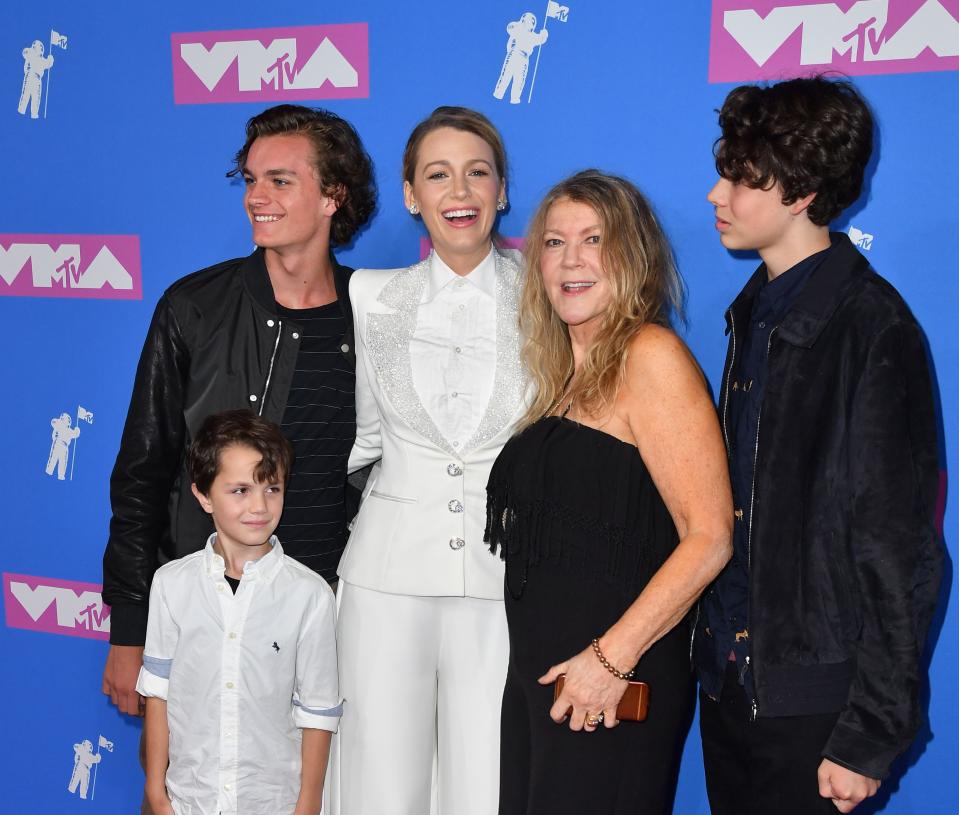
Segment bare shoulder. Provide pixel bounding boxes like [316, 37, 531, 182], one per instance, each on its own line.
[623, 324, 705, 396]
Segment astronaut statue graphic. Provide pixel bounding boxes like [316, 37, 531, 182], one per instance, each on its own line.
[493, 13, 549, 104]
[67, 740, 101, 799]
[45, 412, 81, 481]
[18, 40, 54, 119]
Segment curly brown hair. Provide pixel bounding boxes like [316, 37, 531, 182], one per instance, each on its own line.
[714, 75, 873, 226]
[229, 104, 377, 247]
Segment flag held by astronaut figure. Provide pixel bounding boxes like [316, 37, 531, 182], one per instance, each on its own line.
[546, 2, 570, 22]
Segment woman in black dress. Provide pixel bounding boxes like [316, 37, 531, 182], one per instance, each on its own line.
[486, 171, 733, 814]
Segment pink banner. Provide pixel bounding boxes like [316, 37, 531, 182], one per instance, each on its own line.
[709, 0, 959, 83]
[3, 573, 110, 641]
[172, 23, 370, 104]
[0, 234, 141, 300]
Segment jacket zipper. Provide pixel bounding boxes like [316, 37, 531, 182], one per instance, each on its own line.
[746, 325, 776, 573]
[700, 310, 736, 666]
[744, 325, 777, 722]
[692, 311, 739, 663]
[688, 604, 700, 662]
[258, 319, 283, 416]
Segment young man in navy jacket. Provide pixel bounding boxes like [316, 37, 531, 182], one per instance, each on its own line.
[694, 76, 942, 814]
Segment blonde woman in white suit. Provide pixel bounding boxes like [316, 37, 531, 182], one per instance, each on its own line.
[329, 107, 525, 815]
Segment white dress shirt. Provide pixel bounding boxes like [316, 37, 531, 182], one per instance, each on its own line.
[136, 535, 340, 815]
[409, 249, 497, 449]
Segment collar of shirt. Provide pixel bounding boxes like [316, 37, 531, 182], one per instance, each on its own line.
[422, 248, 497, 304]
[752, 245, 830, 326]
[203, 533, 283, 584]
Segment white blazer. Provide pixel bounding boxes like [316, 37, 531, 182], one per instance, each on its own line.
[339, 249, 526, 599]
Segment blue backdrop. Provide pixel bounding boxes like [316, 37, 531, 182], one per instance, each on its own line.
[2, 1, 955, 811]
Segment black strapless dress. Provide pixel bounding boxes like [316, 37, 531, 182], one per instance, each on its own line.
[486, 416, 695, 815]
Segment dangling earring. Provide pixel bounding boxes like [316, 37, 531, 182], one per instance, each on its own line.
[496, 199, 507, 212]
[409, 202, 419, 215]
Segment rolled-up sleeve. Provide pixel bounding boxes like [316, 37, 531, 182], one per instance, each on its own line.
[135, 569, 179, 700]
[292, 583, 342, 732]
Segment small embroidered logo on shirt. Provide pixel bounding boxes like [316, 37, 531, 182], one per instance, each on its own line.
[272, 641, 280, 653]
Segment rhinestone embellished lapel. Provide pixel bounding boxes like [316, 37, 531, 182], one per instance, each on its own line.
[366, 250, 525, 457]
[462, 250, 525, 454]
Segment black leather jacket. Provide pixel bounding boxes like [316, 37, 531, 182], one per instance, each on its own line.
[102, 249, 355, 645]
[694, 234, 942, 779]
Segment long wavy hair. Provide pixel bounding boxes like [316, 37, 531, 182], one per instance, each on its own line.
[520, 170, 684, 427]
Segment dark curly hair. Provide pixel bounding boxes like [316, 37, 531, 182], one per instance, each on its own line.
[714, 76, 873, 226]
[229, 104, 376, 247]
[188, 409, 294, 495]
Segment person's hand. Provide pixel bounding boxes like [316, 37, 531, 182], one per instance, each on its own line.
[538, 639, 630, 731]
[102, 644, 145, 716]
[818, 758, 881, 812]
[145, 782, 175, 815]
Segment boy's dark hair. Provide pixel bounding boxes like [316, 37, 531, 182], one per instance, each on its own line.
[229, 104, 377, 247]
[188, 410, 294, 495]
[714, 75, 873, 226]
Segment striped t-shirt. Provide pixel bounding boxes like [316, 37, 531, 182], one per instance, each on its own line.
[274, 300, 355, 583]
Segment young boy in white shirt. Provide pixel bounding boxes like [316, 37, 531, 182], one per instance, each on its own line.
[136, 409, 341, 815]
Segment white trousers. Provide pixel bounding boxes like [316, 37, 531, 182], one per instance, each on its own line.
[327, 581, 508, 815]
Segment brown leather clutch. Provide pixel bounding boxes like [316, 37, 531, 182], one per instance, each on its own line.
[553, 673, 650, 722]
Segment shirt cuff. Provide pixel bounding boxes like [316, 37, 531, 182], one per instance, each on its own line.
[135, 665, 169, 700]
[293, 699, 343, 732]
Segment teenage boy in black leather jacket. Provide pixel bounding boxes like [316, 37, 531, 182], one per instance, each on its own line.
[102, 105, 376, 720]
[694, 76, 942, 814]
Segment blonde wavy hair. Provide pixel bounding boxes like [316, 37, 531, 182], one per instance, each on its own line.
[520, 170, 684, 427]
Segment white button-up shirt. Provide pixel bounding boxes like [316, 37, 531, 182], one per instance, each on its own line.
[409, 250, 497, 448]
[136, 535, 340, 815]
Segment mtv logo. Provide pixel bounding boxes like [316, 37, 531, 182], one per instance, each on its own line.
[172, 24, 370, 104]
[709, 1, 959, 82]
[0, 234, 141, 300]
[847, 226, 874, 250]
[3, 573, 110, 640]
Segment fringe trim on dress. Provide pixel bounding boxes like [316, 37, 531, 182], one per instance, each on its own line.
[485, 478, 654, 599]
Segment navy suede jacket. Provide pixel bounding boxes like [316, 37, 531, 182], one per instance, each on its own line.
[693, 234, 942, 779]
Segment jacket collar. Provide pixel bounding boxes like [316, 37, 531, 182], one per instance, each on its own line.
[241, 247, 353, 321]
[725, 233, 870, 349]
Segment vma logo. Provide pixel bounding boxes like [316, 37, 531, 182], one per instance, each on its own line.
[0, 234, 141, 300]
[4, 573, 111, 640]
[710, 0, 959, 82]
[172, 23, 370, 104]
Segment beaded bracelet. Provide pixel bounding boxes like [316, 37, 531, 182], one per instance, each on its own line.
[591, 638, 635, 680]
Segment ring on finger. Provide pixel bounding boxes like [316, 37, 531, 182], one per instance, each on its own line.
[585, 712, 604, 727]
